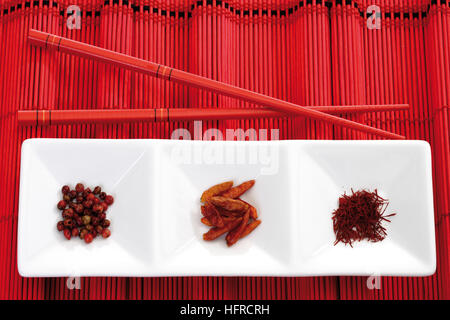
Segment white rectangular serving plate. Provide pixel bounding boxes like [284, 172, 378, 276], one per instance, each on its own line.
[18, 138, 436, 277]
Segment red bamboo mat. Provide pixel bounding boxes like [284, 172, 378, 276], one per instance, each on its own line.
[0, 0, 449, 300]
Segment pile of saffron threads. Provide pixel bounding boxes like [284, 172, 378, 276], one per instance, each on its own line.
[332, 189, 396, 247]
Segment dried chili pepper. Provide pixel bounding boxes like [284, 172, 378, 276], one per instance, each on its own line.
[203, 202, 225, 228]
[226, 210, 250, 246]
[200, 217, 213, 226]
[239, 199, 258, 219]
[200, 181, 233, 203]
[240, 219, 261, 239]
[220, 180, 255, 198]
[203, 218, 243, 241]
[209, 196, 249, 213]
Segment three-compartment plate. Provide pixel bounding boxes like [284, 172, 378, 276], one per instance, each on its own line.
[18, 139, 436, 277]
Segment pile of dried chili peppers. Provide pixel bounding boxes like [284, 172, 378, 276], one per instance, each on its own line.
[200, 180, 260, 247]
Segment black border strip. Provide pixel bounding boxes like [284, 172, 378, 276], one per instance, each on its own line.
[1, 0, 448, 20]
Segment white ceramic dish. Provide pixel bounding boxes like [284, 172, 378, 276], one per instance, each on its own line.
[18, 139, 436, 277]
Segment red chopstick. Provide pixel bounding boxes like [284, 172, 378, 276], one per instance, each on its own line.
[28, 29, 405, 140]
[17, 104, 410, 126]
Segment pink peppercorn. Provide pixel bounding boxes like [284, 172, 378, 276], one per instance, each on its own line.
[101, 229, 111, 238]
[57, 221, 64, 231]
[100, 202, 108, 212]
[61, 185, 70, 195]
[71, 228, 79, 237]
[92, 204, 103, 214]
[75, 183, 84, 194]
[63, 229, 71, 240]
[57, 200, 67, 210]
[84, 233, 94, 244]
[105, 195, 114, 205]
[83, 200, 93, 209]
[86, 193, 96, 201]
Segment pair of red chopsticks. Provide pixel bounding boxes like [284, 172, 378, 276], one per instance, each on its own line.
[19, 29, 407, 140]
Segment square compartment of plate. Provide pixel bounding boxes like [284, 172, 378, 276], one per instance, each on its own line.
[18, 139, 156, 277]
[294, 140, 436, 276]
[154, 140, 295, 276]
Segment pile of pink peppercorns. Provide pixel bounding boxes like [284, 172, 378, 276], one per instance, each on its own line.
[57, 183, 113, 244]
